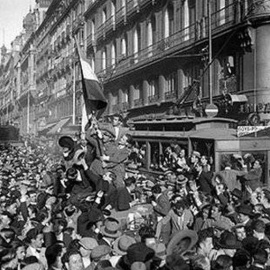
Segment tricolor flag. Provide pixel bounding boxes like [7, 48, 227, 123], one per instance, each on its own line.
[75, 39, 107, 120]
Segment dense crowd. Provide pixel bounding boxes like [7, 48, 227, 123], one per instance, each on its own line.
[0, 114, 269, 270]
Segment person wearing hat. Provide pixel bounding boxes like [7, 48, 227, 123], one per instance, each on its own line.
[115, 176, 139, 211]
[102, 133, 134, 188]
[78, 237, 98, 268]
[116, 242, 155, 270]
[216, 230, 242, 258]
[236, 204, 254, 236]
[194, 162, 213, 195]
[166, 229, 198, 257]
[186, 150, 201, 176]
[232, 223, 247, 242]
[86, 245, 112, 270]
[100, 217, 122, 246]
[175, 174, 189, 197]
[156, 200, 194, 242]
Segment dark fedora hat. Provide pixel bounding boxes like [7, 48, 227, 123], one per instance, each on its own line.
[58, 136, 75, 150]
[236, 204, 254, 217]
[216, 230, 241, 250]
[166, 229, 198, 256]
[125, 243, 155, 265]
[231, 188, 243, 199]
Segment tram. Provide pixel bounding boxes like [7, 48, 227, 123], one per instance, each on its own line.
[128, 115, 270, 186]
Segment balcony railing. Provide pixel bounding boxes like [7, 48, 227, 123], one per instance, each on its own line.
[148, 95, 159, 103]
[165, 91, 176, 100]
[104, 2, 244, 80]
[134, 98, 143, 107]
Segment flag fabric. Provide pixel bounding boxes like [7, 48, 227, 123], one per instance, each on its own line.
[75, 39, 107, 118]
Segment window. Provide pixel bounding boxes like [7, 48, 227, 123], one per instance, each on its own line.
[102, 48, 107, 70]
[91, 19, 95, 40]
[134, 25, 141, 62]
[111, 0, 116, 24]
[111, 41, 116, 67]
[121, 34, 127, 56]
[102, 7, 107, 24]
[165, 72, 176, 99]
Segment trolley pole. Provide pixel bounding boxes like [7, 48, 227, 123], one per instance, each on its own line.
[208, 0, 213, 104]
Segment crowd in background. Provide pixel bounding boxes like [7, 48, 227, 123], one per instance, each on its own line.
[0, 113, 269, 270]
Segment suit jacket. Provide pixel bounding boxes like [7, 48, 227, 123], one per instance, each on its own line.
[219, 168, 246, 191]
[116, 186, 133, 211]
[26, 246, 47, 269]
[197, 171, 213, 194]
[154, 194, 171, 216]
[162, 209, 194, 236]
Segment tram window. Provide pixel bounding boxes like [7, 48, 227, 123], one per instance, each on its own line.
[137, 142, 146, 168]
[150, 142, 160, 171]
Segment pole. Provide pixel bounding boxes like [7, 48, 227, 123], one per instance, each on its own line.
[208, 0, 213, 104]
[27, 90, 30, 133]
[72, 60, 76, 125]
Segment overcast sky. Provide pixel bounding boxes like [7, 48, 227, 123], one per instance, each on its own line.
[0, 0, 36, 49]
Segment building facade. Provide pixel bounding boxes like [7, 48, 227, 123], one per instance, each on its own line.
[1, 0, 270, 136]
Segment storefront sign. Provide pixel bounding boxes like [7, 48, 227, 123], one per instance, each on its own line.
[237, 126, 269, 137]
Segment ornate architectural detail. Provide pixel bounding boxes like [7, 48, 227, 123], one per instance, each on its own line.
[246, 0, 270, 18]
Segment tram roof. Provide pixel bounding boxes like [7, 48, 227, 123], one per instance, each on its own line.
[129, 116, 237, 125]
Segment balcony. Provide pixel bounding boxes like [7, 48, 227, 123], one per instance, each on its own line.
[165, 91, 176, 101]
[148, 95, 159, 103]
[87, 34, 96, 49]
[106, 2, 245, 81]
[134, 98, 143, 107]
[122, 102, 129, 111]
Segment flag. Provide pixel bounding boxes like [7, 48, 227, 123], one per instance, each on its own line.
[75, 39, 107, 118]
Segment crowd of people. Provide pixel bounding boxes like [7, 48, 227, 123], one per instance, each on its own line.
[0, 113, 269, 270]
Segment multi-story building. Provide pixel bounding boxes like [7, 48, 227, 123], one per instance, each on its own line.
[2, 0, 270, 135]
[83, 0, 269, 126]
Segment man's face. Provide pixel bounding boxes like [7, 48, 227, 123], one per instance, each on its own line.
[119, 135, 127, 146]
[253, 160, 261, 169]
[200, 237, 213, 253]
[112, 116, 120, 127]
[235, 227, 246, 241]
[16, 246, 26, 261]
[7, 203, 17, 215]
[34, 234, 44, 249]
[238, 213, 249, 223]
[68, 254, 84, 270]
[174, 206, 184, 217]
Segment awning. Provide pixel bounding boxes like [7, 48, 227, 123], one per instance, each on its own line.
[47, 117, 71, 136]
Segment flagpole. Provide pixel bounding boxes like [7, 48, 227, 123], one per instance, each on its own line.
[72, 58, 76, 125]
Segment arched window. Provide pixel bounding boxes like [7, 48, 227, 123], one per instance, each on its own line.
[164, 4, 174, 38]
[134, 24, 141, 62]
[111, 0, 116, 25]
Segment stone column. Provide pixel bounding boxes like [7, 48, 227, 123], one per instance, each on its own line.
[159, 75, 165, 102]
[129, 85, 135, 109]
[143, 80, 149, 106]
